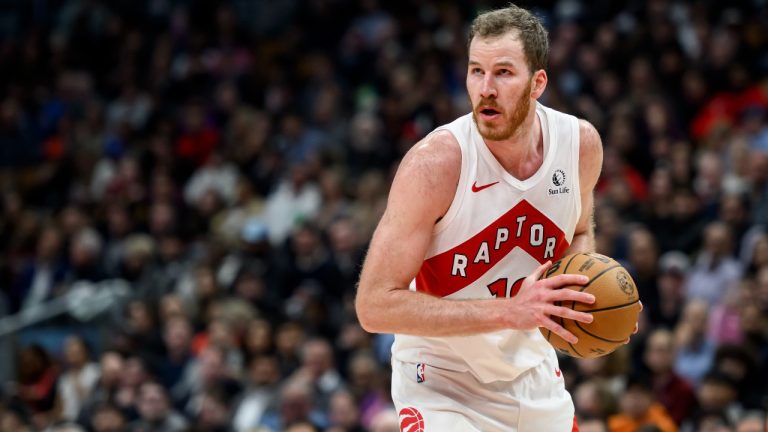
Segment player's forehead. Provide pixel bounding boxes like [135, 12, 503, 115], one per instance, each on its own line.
[468, 31, 527, 67]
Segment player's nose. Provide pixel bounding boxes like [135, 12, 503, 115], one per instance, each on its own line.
[480, 75, 497, 99]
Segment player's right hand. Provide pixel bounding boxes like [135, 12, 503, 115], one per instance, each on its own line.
[508, 261, 595, 344]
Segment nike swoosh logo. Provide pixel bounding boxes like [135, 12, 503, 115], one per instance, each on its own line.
[471, 181, 499, 192]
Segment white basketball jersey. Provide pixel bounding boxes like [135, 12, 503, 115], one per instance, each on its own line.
[392, 103, 582, 383]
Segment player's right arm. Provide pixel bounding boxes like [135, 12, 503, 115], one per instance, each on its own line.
[355, 131, 595, 342]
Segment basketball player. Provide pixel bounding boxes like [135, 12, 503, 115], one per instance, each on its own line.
[356, 5, 636, 432]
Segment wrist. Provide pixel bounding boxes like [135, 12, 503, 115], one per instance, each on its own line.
[495, 298, 520, 330]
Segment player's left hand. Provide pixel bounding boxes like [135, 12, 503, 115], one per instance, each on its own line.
[624, 300, 642, 344]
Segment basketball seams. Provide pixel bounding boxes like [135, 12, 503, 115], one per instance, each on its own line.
[576, 299, 639, 314]
[562, 253, 580, 274]
[577, 264, 622, 292]
[567, 340, 583, 357]
[574, 316, 634, 343]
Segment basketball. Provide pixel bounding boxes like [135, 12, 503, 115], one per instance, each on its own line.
[540, 252, 641, 359]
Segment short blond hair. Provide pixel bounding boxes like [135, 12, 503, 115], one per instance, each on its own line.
[468, 4, 549, 73]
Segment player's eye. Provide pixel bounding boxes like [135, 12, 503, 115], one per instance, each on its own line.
[471, 67, 484, 75]
[497, 69, 512, 76]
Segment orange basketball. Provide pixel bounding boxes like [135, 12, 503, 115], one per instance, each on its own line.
[539, 252, 641, 359]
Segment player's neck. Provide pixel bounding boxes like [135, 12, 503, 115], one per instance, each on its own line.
[483, 109, 543, 181]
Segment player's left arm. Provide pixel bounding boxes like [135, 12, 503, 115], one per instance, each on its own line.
[564, 119, 603, 255]
[569, 119, 642, 338]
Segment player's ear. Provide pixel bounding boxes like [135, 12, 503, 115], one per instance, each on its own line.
[530, 69, 547, 99]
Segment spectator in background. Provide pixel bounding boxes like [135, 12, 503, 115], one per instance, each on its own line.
[626, 227, 661, 320]
[642, 329, 697, 425]
[129, 381, 187, 432]
[693, 372, 742, 429]
[274, 321, 306, 378]
[181, 344, 241, 418]
[0, 406, 33, 432]
[675, 302, 717, 389]
[315, 169, 352, 230]
[184, 151, 239, 208]
[707, 280, 748, 346]
[259, 379, 327, 432]
[734, 411, 767, 432]
[194, 384, 237, 432]
[11, 225, 68, 313]
[579, 418, 609, 432]
[711, 345, 763, 410]
[232, 354, 281, 432]
[101, 203, 134, 276]
[573, 379, 617, 422]
[608, 376, 678, 432]
[327, 217, 367, 297]
[157, 316, 194, 394]
[662, 188, 708, 255]
[263, 163, 322, 246]
[14, 345, 60, 430]
[114, 356, 150, 416]
[292, 338, 345, 413]
[67, 227, 105, 283]
[685, 222, 743, 305]
[326, 389, 364, 432]
[88, 403, 126, 432]
[117, 235, 157, 299]
[58, 336, 100, 421]
[652, 251, 690, 329]
[346, 352, 390, 429]
[77, 351, 123, 424]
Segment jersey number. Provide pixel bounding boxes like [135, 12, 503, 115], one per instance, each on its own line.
[487, 277, 526, 298]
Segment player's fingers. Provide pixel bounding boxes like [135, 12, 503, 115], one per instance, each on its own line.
[542, 319, 578, 344]
[545, 305, 593, 324]
[549, 287, 595, 304]
[639, 300, 644, 311]
[531, 261, 552, 281]
[540, 274, 589, 290]
[632, 322, 639, 334]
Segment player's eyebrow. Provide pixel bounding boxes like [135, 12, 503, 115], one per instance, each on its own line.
[468, 60, 518, 69]
[494, 61, 516, 68]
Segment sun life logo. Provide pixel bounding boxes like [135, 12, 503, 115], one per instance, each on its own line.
[552, 169, 566, 186]
[548, 169, 569, 195]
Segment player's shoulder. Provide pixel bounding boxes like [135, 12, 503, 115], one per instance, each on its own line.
[388, 129, 461, 215]
[577, 119, 603, 167]
[574, 119, 603, 190]
[397, 129, 461, 181]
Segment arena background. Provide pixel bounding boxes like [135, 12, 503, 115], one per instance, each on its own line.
[0, 0, 767, 431]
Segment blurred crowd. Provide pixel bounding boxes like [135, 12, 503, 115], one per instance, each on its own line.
[0, 0, 767, 431]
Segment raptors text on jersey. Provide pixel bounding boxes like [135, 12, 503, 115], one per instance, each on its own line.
[415, 199, 569, 298]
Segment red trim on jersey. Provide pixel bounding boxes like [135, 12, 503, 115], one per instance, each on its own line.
[415, 199, 569, 297]
[572, 416, 579, 432]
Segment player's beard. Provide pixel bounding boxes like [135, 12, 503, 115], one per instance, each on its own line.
[473, 80, 532, 141]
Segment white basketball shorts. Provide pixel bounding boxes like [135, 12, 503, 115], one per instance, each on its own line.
[391, 351, 577, 432]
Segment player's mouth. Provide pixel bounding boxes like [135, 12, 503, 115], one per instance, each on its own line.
[478, 107, 501, 121]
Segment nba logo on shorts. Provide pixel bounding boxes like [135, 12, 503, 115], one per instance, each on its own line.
[416, 363, 426, 383]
